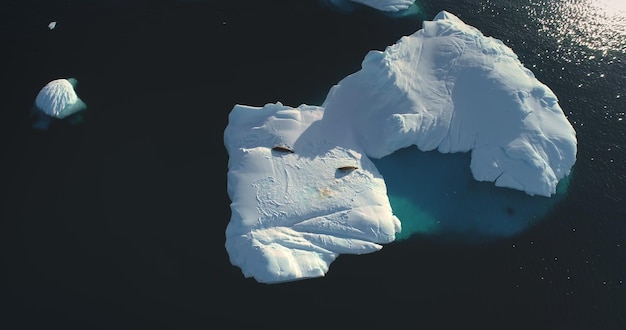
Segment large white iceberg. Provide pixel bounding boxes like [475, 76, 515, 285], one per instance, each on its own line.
[322, 11, 577, 197]
[224, 11, 577, 283]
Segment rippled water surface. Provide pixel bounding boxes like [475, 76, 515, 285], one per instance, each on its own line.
[528, 0, 626, 56]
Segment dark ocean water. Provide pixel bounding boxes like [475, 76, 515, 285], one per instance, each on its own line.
[1, 0, 624, 329]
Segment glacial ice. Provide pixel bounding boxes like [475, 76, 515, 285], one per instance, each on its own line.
[223, 11, 577, 283]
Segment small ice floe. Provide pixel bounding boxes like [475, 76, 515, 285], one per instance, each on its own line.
[31, 78, 87, 130]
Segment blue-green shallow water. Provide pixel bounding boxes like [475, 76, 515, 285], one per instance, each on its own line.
[372, 148, 571, 242]
[0, 0, 624, 329]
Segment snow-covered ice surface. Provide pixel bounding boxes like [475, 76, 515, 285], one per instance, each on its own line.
[32, 78, 87, 130]
[224, 11, 577, 283]
[323, 10, 577, 197]
[224, 103, 401, 284]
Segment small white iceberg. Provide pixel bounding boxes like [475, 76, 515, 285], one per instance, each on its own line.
[322, 0, 417, 14]
[31, 78, 87, 130]
[348, 0, 415, 12]
[48, 21, 57, 30]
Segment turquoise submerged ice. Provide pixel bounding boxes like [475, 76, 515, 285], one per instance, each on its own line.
[223, 11, 577, 284]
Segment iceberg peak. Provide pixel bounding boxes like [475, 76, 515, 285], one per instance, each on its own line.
[433, 10, 456, 21]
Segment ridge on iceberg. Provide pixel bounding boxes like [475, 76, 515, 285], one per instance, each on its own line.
[223, 11, 577, 284]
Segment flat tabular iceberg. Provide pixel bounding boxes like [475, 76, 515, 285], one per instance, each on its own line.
[225, 103, 401, 284]
[224, 11, 577, 283]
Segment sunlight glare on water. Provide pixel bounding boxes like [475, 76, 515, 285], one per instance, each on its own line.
[528, 0, 626, 57]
